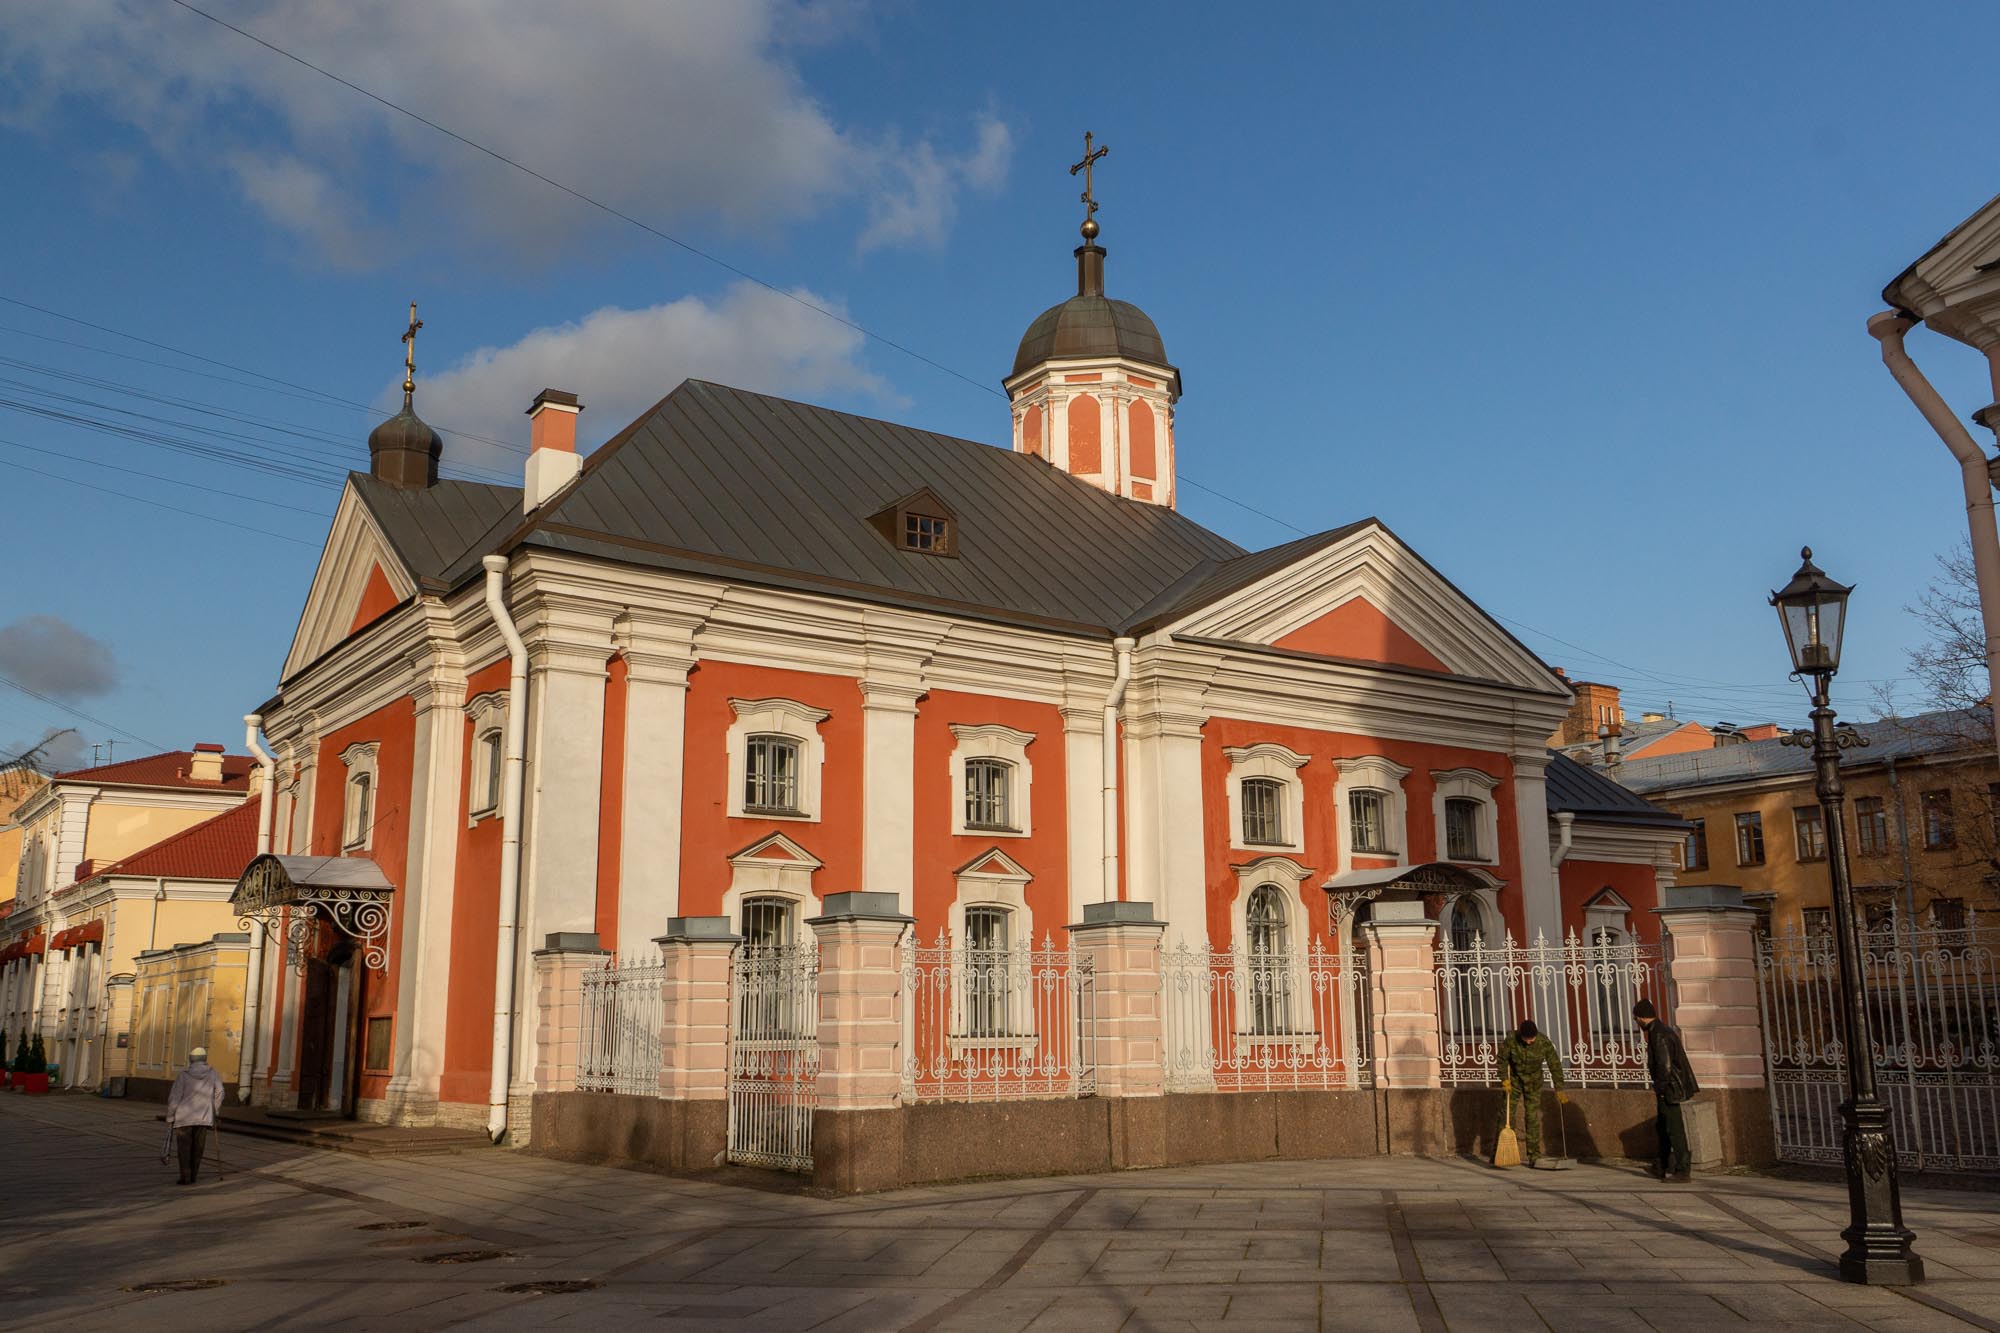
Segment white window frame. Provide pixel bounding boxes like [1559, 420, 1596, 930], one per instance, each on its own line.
[1224, 743, 1309, 854]
[1334, 755, 1411, 873]
[1227, 856, 1316, 1043]
[466, 691, 507, 826]
[1430, 768, 1501, 867]
[340, 741, 380, 852]
[1584, 890, 1632, 946]
[727, 698, 830, 823]
[1441, 887, 1505, 949]
[720, 832, 822, 934]
[948, 848, 1035, 1049]
[948, 724, 1035, 838]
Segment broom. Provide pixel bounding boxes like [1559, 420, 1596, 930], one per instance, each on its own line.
[1493, 1083, 1522, 1168]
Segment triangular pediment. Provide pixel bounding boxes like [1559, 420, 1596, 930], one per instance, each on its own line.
[954, 847, 1031, 881]
[729, 832, 822, 868]
[1164, 522, 1562, 694]
[282, 485, 419, 680]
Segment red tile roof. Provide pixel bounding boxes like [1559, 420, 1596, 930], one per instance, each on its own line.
[53, 750, 256, 791]
[70, 797, 263, 887]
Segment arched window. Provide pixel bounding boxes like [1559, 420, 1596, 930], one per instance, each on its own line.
[1241, 778, 1285, 846]
[1246, 885, 1291, 1035]
[1447, 898, 1485, 951]
[743, 735, 803, 814]
[344, 773, 372, 850]
[964, 905, 1011, 1037]
[741, 895, 796, 951]
[964, 758, 1015, 831]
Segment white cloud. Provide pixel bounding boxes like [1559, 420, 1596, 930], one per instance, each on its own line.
[412, 282, 897, 471]
[0, 616, 119, 701]
[0, 1, 1009, 261]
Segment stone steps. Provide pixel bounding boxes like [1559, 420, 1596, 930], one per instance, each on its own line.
[195, 1109, 494, 1158]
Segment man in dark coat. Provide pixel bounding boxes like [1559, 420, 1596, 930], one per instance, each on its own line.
[1634, 999, 1698, 1182]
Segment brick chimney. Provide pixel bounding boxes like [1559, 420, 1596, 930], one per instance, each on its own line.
[523, 388, 584, 512]
[188, 743, 225, 784]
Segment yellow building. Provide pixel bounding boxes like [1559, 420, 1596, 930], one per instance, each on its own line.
[121, 931, 251, 1094]
[0, 749, 257, 1088]
[0, 767, 47, 914]
[1618, 707, 1998, 933]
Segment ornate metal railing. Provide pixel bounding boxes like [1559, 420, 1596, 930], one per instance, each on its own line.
[576, 952, 667, 1097]
[727, 942, 820, 1171]
[1436, 929, 1663, 1088]
[1758, 920, 2000, 1172]
[1160, 938, 1372, 1091]
[900, 933, 1094, 1101]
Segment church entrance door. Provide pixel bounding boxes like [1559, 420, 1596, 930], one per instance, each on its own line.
[297, 958, 333, 1110]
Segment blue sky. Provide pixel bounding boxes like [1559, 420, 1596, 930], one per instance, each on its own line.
[1, 1, 1996, 767]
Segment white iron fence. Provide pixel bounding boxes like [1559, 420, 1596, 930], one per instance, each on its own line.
[727, 942, 820, 1171]
[577, 952, 667, 1096]
[1758, 921, 2000, 1173]
[901, 933, 1095, 1101]
[1436, 929, 1663, 1088]
[1161, 939, 1372, 1091]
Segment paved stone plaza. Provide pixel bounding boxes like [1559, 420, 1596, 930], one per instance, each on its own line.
[3, 1096, 1998, 1330]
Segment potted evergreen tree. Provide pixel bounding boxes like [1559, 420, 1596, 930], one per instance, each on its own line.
[8, 1033, 27, 1093]
[0, 1028, 9, 1088]
[19, 1034, 48, 1095]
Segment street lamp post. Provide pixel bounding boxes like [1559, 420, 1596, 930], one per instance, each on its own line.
[1770, 547, 1924, 1286]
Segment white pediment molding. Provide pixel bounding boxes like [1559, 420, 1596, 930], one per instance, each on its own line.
[282, 485, 418, 680]
[1164, 523, 1561, 695]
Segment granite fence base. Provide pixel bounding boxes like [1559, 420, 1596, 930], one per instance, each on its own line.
[532, 1086, 1775, 1193]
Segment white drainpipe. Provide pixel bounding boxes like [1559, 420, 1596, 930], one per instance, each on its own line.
[1869, 311, 2000, 761]
[1101, 637, 1136, 903]
[1551, 810, 1575, 867]
[238, 714, 277, 1103]
[482, 554, 530, 1143]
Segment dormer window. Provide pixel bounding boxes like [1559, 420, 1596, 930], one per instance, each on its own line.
[870, 487, 958, 558]
[903, 511, 951, 554]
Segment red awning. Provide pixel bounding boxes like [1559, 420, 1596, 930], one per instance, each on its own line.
[72, 919, 103, 947]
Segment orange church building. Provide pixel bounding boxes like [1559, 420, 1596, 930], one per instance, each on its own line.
[225, 218, 1683, 1133]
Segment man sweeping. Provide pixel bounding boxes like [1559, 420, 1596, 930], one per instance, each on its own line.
[1498, 1019, 1567, 1166]
[166, 1047, 225, 1186]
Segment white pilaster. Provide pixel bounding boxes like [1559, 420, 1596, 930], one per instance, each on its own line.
[615, 601, 711, 949]
[1510, 751, 1560, 943]
[858, 620, 940, 913]
[1059, 705, 1104, 922]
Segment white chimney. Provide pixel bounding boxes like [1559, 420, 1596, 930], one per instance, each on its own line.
[188, 743, 225, 783]
[523, 388, 583, 512]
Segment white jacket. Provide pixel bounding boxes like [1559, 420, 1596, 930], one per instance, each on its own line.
[167, 1062, 225, 1128]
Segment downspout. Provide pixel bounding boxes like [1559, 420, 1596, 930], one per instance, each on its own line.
[1551, 810, 1575, 867]
[482, 554, 530, 1143]
[1102, 637, 1136, 903]
[1869, 312, 2000, 761]
[238, 714, 277, 1103]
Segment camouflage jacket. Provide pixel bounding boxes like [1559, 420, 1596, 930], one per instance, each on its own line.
[1497, 1033, 1566, 1090]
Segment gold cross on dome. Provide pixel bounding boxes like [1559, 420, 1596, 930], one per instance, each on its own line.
[401, 301, 423, 397]
[1069, 131, 1109, 237]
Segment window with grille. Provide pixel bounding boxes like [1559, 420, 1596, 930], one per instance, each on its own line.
[741, 896, 796, 950]
[963, 906, 1011, 1038]
[1349, 789, 1393, 854]
[744, 735, 802, 814]
[473, 728, 503, 816]
[344, 773, 372, 850]
[1855, 797, 1887, 857]
[1802, 906, 1831, 938]
[1447, 898, 1484, 951]
[1684, 818, 1708, 871]
[1241, 778, 1285, 845]
[1245, 885, 1291, 1035]
[1734, 811, 1764, 866]
[1792, 806, 1826, 863]
[1922, 790, 1955, 850]
[1444, 797, 1482, 861]
[964, 758, 1014, 831]
[902, 512, 951, 554]
[1932, 897, 1967, 931]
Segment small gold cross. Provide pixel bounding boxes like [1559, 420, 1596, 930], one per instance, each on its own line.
[401, 301, 423, 397]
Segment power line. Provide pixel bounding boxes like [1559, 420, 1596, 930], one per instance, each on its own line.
[0, 456, 320, 547]
[0, 670, 168, 752]
[0, 437, 331, 516]
[166, 0, 1009, 404]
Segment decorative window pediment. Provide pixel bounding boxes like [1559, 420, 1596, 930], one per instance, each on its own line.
[727, 698, 829, 822]
[1224, 743, 1308, 854]
[1430, 767, 1501, 867]
[339, 741, 380, 852]
[949, 723, 1034, 838]
[1334, 755, 1410, 872]
[466, 692, 507, 826]
[722, 832, 822, 931]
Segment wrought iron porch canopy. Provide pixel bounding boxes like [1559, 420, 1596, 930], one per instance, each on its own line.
[231, 854, 396, 971]
[1321, 862, 1500, 895]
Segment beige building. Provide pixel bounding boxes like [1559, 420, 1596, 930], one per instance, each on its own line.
[1, 748, 256, 1085]
[0, 767, 45, 916]
[121, 931, 251, 1095]
[1617, 707, 1998, 934]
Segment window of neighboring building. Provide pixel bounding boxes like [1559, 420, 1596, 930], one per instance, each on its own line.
[1684, 818, 1708, 871]
[1855, 797, 1888, 857]
[1793, 806, 1826, 863]
[1350, 789, 1394, 855]
[1444, 797, 1483, 861]
[1241, 777, 1285, 846]
[963, 905, 1011, 1038]
[1245, 884, 1292, 1036]
[1922, 790, 1955, 850]
[1802, 906, 1831, 938]
[964, 758, 1015, 832]
[1862, 897, 1896, 932]
[1734, 811, 1765, 866]
[1932, 897, 1967, 931]
[744, 735, 803, 815]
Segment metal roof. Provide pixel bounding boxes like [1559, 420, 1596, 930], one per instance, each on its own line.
[1012, 296, 1171, 378]
[1544, 750, 1685, 824]
[351, 474, 523, 587]
[1615, 707, 1988, 795]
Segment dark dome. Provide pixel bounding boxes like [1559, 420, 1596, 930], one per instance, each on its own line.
[1011, 296, 1170, 378]
[367, 399, 443, 489]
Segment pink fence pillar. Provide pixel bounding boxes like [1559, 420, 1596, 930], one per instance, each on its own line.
[657, 917, 740, 1100]
[533, 932, 610, 1094]
[810, 892, 912, 1111]
[1657, 885, 1765, 1088]
[1365, 900, 1443, 1089]
[1067, 902, 1167, 1099]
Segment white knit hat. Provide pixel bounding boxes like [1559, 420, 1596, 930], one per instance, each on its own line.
[189, 1047, 208, 1060]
